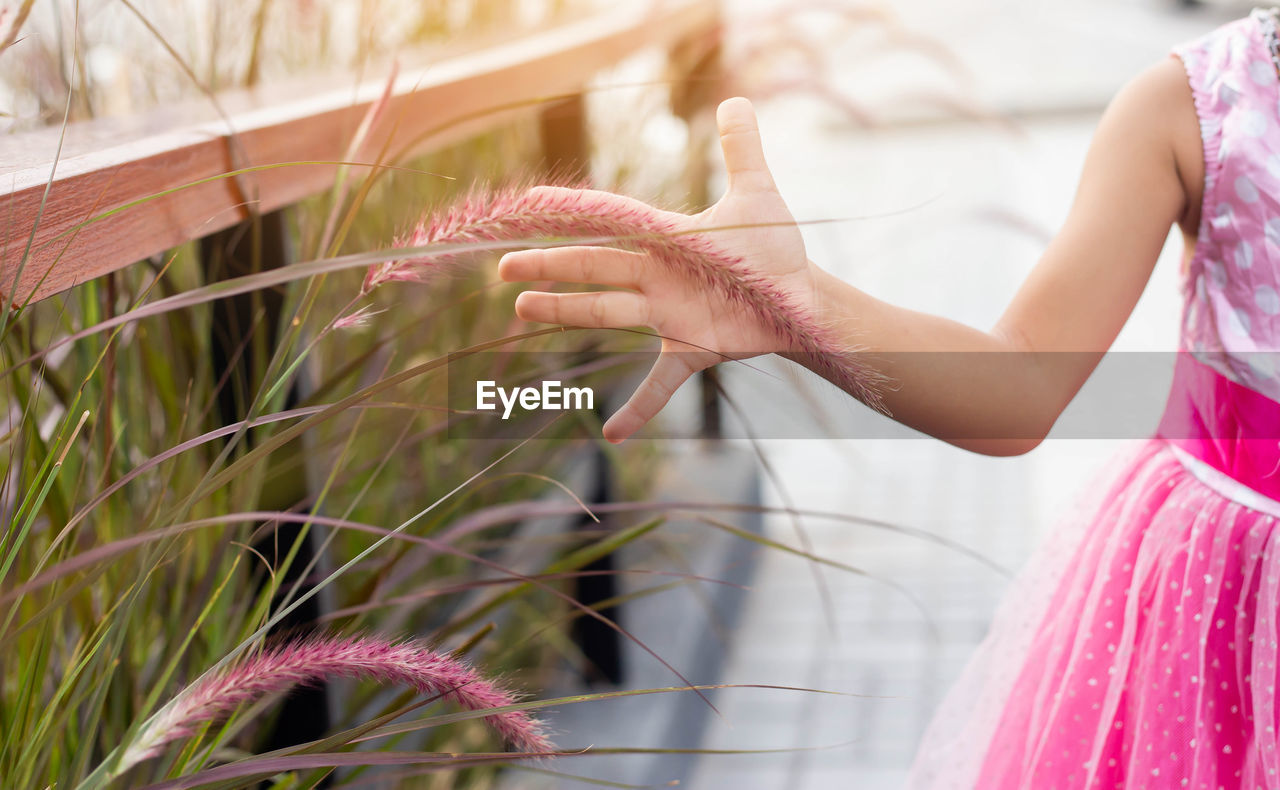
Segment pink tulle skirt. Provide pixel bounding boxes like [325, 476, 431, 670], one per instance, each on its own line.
[907, 438, 1280, 789]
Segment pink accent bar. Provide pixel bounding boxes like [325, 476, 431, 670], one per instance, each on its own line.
[1157, 352, 1280, 501]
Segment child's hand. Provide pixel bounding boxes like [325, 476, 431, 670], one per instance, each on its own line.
[498, 97, 817, 443]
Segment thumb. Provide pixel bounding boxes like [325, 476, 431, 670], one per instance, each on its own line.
[716, 97, 777, 194]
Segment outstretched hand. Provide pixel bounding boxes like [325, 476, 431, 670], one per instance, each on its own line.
[498, 97, 817, 443]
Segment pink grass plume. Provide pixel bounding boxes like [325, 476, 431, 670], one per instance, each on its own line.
[118, 634, 552, 774]
[361, 184, 888, 409]
[333, 304, 385, 329]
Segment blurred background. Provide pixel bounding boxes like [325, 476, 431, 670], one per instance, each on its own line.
[0, 0, 1266, 788]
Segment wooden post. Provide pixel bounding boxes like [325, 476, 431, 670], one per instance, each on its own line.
[539, 94, 591, 183]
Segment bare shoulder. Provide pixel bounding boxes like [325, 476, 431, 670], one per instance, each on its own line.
[1112, 55, 1205, 233]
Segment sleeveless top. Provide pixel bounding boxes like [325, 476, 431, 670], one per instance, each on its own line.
[1175, 8, 1280, 393]
[1162, 9, 1280, 515]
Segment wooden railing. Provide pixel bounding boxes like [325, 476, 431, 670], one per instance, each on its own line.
[0, 0, 723, 748]
[0, 0, 721, 305]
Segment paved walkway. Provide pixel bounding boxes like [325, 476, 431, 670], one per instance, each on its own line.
[686, 0, 1249, 786]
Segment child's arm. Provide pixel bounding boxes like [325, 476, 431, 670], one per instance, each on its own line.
[499, 56, 1201, 454]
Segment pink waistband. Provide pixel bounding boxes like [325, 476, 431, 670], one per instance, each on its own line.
[1156, 353, 1280, 502]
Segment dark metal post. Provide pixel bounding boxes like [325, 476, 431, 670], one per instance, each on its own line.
[671, 28, 725, 440]
[200, 210, 333, 754]
[539, 94, 625, 684]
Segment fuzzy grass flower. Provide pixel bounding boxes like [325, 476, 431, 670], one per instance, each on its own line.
[117, 634, 552, 776]
[361, 184, 886, 408]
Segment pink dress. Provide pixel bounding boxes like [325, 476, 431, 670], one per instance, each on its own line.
[906, 10, 1280, 789]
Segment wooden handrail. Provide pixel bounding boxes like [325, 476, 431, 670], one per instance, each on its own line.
[0, 0, 719, 305]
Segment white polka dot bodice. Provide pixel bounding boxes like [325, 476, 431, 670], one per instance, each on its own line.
[1178, 10, 1280, 393]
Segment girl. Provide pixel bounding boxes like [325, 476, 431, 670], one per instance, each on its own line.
[498, 8, 1280, 788]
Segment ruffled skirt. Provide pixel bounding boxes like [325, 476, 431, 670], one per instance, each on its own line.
[906, 438, 1280, 789]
